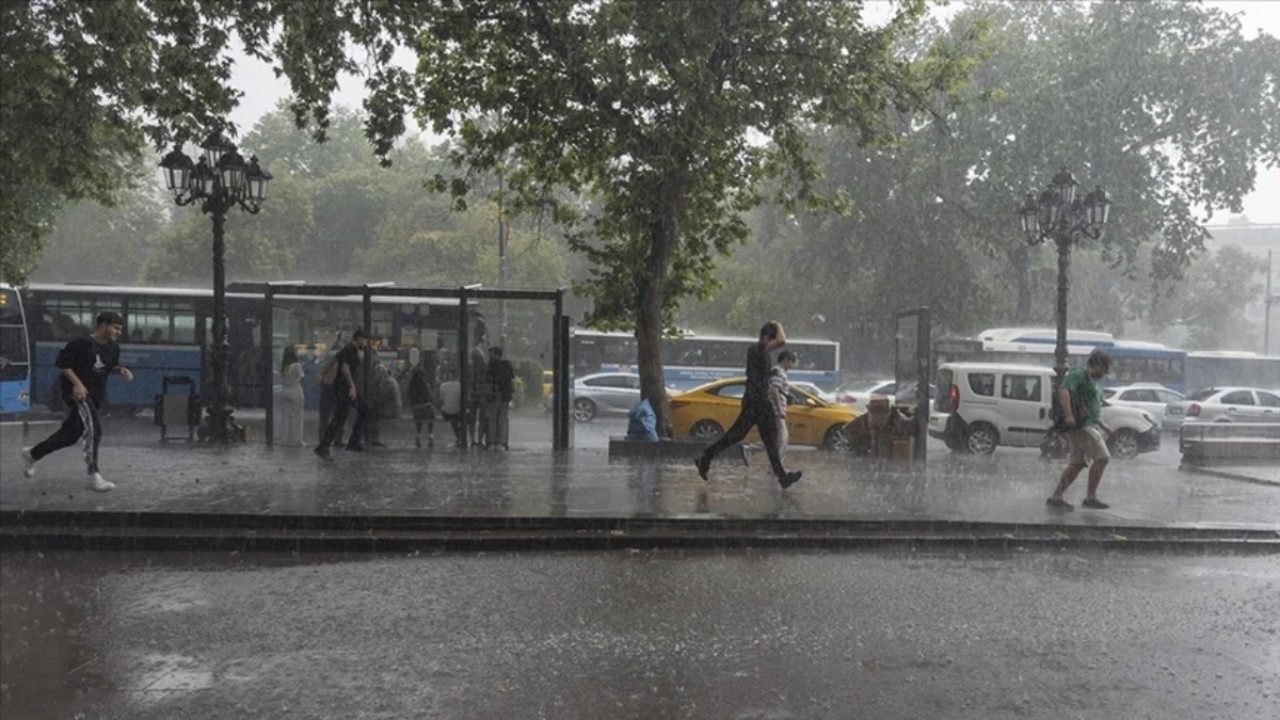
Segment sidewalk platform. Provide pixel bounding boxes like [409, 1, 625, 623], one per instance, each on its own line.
[4, 419, 1278, 552]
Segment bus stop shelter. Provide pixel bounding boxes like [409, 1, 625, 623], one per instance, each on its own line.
[228, 282, 573, 450]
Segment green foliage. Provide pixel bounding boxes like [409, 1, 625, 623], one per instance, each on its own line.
[509, 358, 545, 403]
[0, 0, 429, 284]
[684, 1, 1279, 371]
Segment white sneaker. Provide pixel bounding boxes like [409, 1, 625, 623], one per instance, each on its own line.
[86, 472, 116, 492]
[21, 448, 36, 478]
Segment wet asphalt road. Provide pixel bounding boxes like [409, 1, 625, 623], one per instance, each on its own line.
[3, 549, 1277, 719]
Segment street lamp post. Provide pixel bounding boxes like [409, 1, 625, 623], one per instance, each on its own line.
[1018, 168, 1111, 384]
[160, 132, 272, 442]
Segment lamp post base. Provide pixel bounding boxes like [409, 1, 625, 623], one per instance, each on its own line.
[200, 405, 244, 443]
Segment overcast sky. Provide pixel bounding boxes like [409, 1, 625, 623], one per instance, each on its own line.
[227, 1, 1280, 224]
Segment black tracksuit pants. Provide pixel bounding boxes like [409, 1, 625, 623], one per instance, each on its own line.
[700, 400, 787, 478]
[31, 397, 103, 473]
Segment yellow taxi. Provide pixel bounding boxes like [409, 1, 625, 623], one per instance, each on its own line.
[668, 377, 859, 450]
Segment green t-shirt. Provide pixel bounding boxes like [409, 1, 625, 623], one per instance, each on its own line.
[1060, 367, 1102, 427]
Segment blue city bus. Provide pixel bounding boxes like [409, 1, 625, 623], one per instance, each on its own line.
[23, 283, 468, 412]
[0, 284, 32, 416]
[938, 327, 1188, 392]
[571, 329, 841, 391]
[1186, 351, 1280, 391]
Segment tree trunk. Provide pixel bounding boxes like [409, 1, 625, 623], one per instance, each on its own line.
[1009, 243, 1034, 322]
[635, 182, 683, 439]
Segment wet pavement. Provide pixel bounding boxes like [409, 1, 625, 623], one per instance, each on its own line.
[2, 548, 1278, 719]
[2, 412, 1278, 547]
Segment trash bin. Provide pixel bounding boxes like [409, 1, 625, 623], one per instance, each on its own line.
[154, 376, 201, 442]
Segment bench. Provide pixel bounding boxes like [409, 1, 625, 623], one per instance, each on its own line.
[608, 436, 748, 465]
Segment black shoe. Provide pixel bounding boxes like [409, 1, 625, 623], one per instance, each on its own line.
[779, 470, 802, 489]
[695, 455, 710, 481]
[314, 446, 333, 461]
[346, 443, 365, 452]
[1046, 497, 1074, 512]
[1082, 497, 1110, 509]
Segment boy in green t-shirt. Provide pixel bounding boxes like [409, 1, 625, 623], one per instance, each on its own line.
[1046, 349, 1114, 511]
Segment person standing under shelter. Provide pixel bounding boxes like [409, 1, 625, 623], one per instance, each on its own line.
[1046, 349, 1114, 511]
[438, 368, 466, 448]
[22, 311, 134, 492]
[487, 346, 515, 451]
[467, 346, 492, 448]
[406, 360, 435, 449]
[279, 345, 305, 446]
[695, 321, 802, 489]
[314, 329, 370, 460]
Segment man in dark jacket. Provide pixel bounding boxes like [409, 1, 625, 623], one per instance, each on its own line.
[487, 346, 516, 450]
[22, 311, 134, 491]
[314, 329, 370, 459]
[695, 321, 802, 488]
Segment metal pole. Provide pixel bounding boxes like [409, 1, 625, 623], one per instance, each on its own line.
[1266, 249, 1274, 355]
[498, 170, 508, 348]
[458, 286, 470, 445]
[208, 206, 233, 442]
[264, 284, 274, 447]
[1054, 234, 1071, 385]
[361, 288, 373, 448]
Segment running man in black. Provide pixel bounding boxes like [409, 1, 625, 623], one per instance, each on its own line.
[696, 321, 802, 489]
[22, 311, 134, 492]
[314, 329, 370, 460]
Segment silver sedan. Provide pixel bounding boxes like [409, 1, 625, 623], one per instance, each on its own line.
[1164, 386, 1280, 430]
[565, 372, 677, 422]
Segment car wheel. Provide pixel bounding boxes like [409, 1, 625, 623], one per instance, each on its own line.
[572, 398, 597, 422]
[822, 424, 852, 451]
[1110, 428, 1140, 459]
[965, 422, 999, 455]
[690, 419, 724, 441]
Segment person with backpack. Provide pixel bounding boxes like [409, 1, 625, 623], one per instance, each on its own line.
[1046, 349, 1114, 511]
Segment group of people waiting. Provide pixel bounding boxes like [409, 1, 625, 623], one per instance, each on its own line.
[273, 331, 517, 460]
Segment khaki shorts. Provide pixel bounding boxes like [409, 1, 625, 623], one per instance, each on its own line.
[1067, 426, 1110, 465]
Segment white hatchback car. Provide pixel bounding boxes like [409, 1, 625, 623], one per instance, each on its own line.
[1102, 384, 1185, 426]
[1163, 386, 1280, 431]
[927, 362, 1161, 459]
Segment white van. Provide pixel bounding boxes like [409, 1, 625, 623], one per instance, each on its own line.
[927, 362, 1161, 459]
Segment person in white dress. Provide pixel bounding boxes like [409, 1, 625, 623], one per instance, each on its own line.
[280, 345, 306, 446]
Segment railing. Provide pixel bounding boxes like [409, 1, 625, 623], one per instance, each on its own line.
[1180, 422, 1280, 465]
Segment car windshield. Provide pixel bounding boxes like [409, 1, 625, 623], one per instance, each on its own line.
[1186, 388, 1220, 401]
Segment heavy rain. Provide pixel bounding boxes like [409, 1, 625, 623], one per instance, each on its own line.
[2, 1, 1278, 718]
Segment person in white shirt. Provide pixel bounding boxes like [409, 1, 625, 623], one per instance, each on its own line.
[437, 369, 465, 448]
[769, 350, 797, 459]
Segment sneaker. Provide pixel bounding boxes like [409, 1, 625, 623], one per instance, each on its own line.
[1045, 497, 1074, 512]
[86, 472, 115, 492]
[779, 470, 803, 489]
[1082, 497, 1110, 509]
[695, 455, 711, 481]
[21, 447, 36, 478]
[314, 446, 333, 461]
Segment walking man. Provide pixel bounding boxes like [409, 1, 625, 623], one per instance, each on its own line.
[1046, 349, 1114, 511]
[22, 311, 134, 491]
[314, 329, 370, 460]
[695, 321, 802, 489]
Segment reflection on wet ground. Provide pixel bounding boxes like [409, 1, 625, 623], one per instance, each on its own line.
[2, 549, 1278, 719]
[3, 414, 1277, 531]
